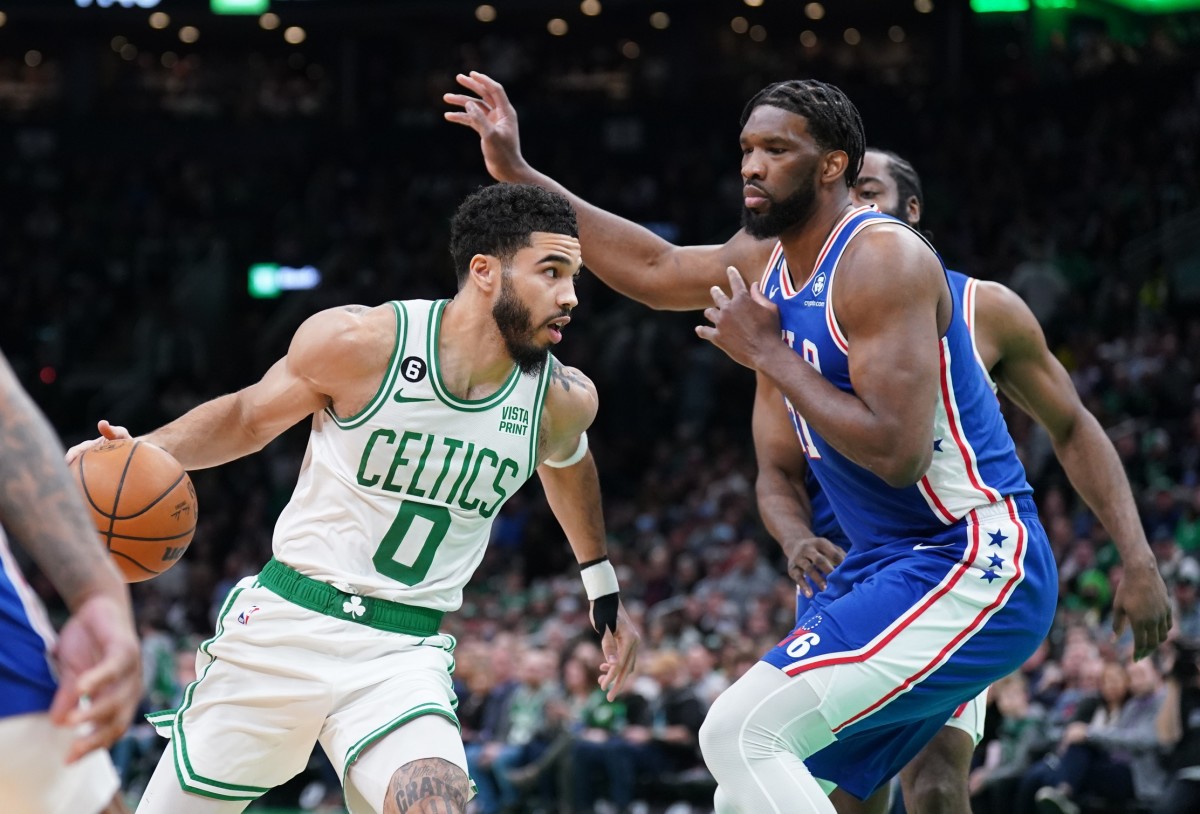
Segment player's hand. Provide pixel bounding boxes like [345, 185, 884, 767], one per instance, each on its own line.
[444, 71, 529, 183]
[783, 536, 846, 598]
[64, 420, 132, 465]
[596, 601, 640, 702]
[1111, 559, 1172, 661]
[696, 267, 784, 371]
[48, 591, 142, 763]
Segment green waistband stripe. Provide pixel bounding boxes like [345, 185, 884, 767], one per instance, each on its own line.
[258, 558, 443, 636]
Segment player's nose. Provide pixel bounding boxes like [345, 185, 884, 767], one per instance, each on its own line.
[557, 278, 578, 311]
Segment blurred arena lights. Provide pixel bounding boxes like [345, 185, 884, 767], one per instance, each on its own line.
[39, 367, 56, 386]
[915, 0, 935, 12]
[649, 11, 670, 29]
[800, 30, 818, 47]
[749, 25, 767, 41]
[179, 25, 200, 43]
[0, 11, 7, 28]
[731, 16, 749, 34]
[475, 5, 497, 23]
[149, 12, 170, 29]
[259, 12, 281, 30]
[284, 25, 306, 44]
[547, 17, 568, 35]
[889, 25, 906, 42]
[211, 0, 270, 14]
[580, 0, 602, 16]
[24, 50, 42, 68]
[804, 3, 825, 21]
[620, 39, 640, 58]
[844, 27, 862, 45]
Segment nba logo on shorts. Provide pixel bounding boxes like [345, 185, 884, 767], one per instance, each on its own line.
[237, 605, 261, 625]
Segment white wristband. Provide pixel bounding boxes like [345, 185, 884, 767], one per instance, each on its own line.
[580, 559, 619, 600]
[543, 432, 588, 469]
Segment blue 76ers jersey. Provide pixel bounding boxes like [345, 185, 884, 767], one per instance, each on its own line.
[764, 207, 1031, 550]
[805, 269, 998, 549]
[0, 528, 59, 718]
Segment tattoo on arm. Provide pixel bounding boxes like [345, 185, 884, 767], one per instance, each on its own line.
[0, 360, 115, 603]
[384, 758, 469, 814]
[341, 304, 370, 315]
[551, 359, 592, 395]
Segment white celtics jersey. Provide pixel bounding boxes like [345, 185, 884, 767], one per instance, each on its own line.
[272, 299, 553, 610]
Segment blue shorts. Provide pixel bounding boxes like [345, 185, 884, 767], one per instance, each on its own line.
[764, 495, 1056, 799]
[0, 549, 58, 719]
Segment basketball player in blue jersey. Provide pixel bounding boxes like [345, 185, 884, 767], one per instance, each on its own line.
[448, 73, 1057, 812]
[758, 147, 1172, 814]
[0, 350, 142, 814]
[68, 185, 640, 814]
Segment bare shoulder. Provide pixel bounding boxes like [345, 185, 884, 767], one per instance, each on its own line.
[544, 356, 598, 439]
[846, 222, 941, 278]
[289, 303, 397, 390]
[974, 280, 1046, 357]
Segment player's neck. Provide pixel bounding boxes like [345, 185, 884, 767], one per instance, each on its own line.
[778, 197, 855, 278]
[437, 297, 517, 396]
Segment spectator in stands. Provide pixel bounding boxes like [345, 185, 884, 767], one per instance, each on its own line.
[1157, 637, 1200, 814]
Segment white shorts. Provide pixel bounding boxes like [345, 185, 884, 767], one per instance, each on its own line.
[0, 712, 121, 814]
[944, 687, 987, 745]
[148, 577, 465, 808]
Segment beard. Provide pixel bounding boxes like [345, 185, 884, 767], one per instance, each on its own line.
[741, 175, 818, 239]
[492, 273, 550, 376]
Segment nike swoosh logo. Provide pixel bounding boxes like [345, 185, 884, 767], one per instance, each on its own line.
[913, 542, 953, 550]
[393, 389, 434, 404]
[769, 286, 780, 298]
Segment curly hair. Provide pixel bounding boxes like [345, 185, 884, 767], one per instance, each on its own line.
[741, 79, 866, 188]
[448, 184, 578, 288]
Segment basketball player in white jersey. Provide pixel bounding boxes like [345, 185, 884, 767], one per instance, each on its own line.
[756, 147, 1171, 814]
[0, 350, 142, 814]
[67, 184, 641, 814]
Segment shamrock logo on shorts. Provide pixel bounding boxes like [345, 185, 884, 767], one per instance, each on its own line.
[342, 596, 365, 618]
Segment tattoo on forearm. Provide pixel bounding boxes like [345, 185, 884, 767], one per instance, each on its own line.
[384, 758, 468, 814]
[551, 360, 591, 394]
[341, 304, 370, 314]
[0, 371, 111, 599]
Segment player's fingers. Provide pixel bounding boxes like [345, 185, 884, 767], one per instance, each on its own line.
[468, 71, 512, 109]
[97, 420, 130, 440]
[806, 565, 828, 592]
[455, 72, 487, 96]
[47, 678, 81, 726]
[726, 266, 747, 294]
[695, 326, 717, 342]
[1111, 605, 1127, 637]
[65, 724, 121, 765]
[710, 284, 730, 308]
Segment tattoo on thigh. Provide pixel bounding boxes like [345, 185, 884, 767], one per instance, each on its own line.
[384, 758, 468, 814]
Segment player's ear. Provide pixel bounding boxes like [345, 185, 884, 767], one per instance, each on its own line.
[821, 150, 849, 185]
[906, 196, 921, 226]
[468, 254, 501, 293]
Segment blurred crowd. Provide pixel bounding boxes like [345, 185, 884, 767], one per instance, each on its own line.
[1, 5, 1199, 813]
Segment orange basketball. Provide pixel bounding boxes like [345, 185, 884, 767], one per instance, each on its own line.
[72, 438, 198, 583]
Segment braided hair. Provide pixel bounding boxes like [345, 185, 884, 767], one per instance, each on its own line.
[740, 80, 866, 187]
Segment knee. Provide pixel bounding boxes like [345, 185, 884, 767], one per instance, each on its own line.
[906, 770, 968, 814]
[383, 758, 469, 814]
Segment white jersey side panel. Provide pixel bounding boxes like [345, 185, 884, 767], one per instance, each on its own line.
[271, 299, 552, 610]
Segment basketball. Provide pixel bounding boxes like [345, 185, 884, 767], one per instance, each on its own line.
[72, 438, 198, 583]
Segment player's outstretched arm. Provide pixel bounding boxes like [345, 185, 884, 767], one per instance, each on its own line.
[444, 71, 773, 311]
[536, 359, 639, 700]
[752, 373, 844, 597]
[978, 281, 1171, 659]
[67, 305, 386, 470]
[0, 352, 140, 762]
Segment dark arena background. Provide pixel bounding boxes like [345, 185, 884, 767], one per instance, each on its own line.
[2, 0, 1199, 812]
